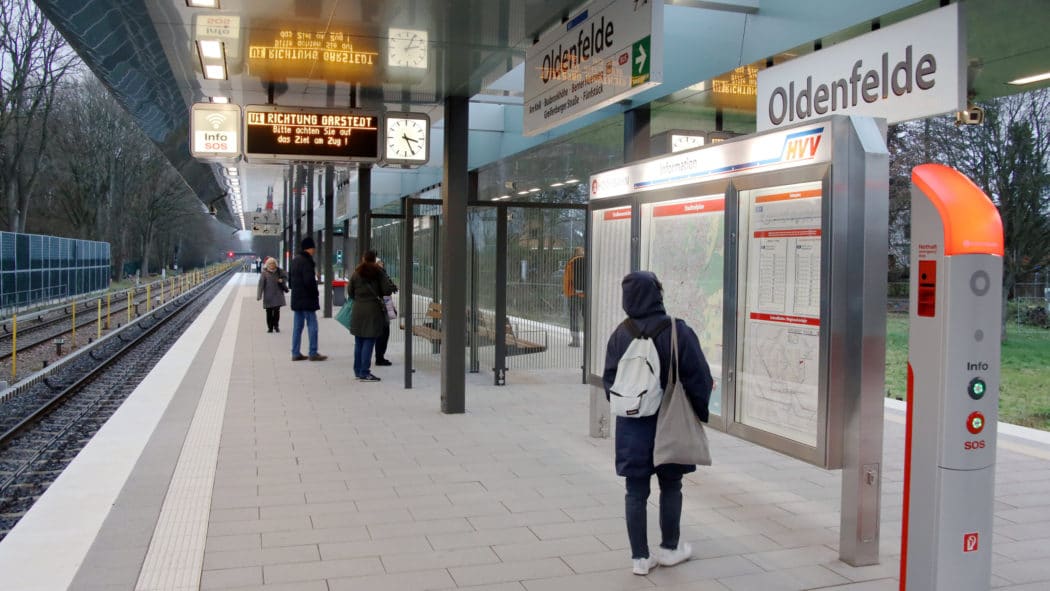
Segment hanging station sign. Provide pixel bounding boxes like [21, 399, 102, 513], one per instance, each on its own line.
[523, 0, 663, 136]
[756, 3, 965, 130]
[243, 105, 380, 162]
[247, 23, 379, 82]
[190, 103, 241, 160]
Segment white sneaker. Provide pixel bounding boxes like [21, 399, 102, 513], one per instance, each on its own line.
[632, 556, 658, 575]
[657, 542, 693, 566]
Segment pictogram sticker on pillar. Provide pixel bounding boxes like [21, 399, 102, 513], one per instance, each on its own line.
[963, 532, 979, 553]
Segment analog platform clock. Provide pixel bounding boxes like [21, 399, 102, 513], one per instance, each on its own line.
[670, 133, 706, 152]
[388, 27, 428, 69]
[384, 113, 430, 166]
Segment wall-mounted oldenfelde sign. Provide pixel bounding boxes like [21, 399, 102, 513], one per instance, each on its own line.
[523, 0, 662, 137]
[756, 3, 965, 131]
[190, 103, 241, 160]
[243, 105, 380, 162]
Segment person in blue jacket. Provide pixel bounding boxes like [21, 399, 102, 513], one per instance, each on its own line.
[603, 270, 713, 576]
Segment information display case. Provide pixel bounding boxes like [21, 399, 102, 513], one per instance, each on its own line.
[587, 115, 889, 565]
[588, 115, 887, 469]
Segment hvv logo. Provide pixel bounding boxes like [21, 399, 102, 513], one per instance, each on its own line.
[780, 129, 823, 162]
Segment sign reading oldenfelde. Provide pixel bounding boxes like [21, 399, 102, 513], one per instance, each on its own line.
[523, 0, 662, 137]
[756, 3, 965, 131]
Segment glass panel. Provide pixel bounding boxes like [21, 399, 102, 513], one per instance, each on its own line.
[1, 233, 14, 271]
[736, 181, 823, 447]
[16, 234, 29, 269]
[640, 194, 726, 416]
[589, 207, 633, 379]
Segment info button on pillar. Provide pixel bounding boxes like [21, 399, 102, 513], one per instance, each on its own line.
[968, 377, 987, 400]
[967, 411, 986, 435]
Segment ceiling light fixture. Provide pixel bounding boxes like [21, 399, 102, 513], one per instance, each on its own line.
[1008, 71, 1050, 85]
[565, 179, 579, 184]
[517, 190, 529, 195]
[210, 96, 229, 104]
[197, 39, 224, 60]
[550, 182, 564, 188]
[203, 63, 225, 79]
[528, 188, 541, 193]
[186, 0, 220, 8]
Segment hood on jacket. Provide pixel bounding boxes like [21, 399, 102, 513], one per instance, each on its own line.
[621, 271, 666, 318]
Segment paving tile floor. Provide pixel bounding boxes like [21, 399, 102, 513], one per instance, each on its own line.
[200, 284, 1050, 590]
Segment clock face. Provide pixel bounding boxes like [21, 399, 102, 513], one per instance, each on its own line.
[671, 134, 705, 152]
[388, 28, 427, 69]
[386, 117, 428, 162]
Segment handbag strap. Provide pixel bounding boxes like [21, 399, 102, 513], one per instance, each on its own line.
[669, 318, 679, 385]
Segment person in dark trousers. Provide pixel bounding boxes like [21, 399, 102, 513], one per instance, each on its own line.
[288, 237, 327, 361]
[257, 257, 288, 333]
[563, 246, 586, 346]
[603, 271, 713, 576]
[374, 258, 397, 366]
[349, 250, 396, 381]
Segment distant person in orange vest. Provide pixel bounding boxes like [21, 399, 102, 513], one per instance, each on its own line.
[563, 246, 586, 347]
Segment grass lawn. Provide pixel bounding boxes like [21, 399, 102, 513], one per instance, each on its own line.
[885, 313, 1050, 430]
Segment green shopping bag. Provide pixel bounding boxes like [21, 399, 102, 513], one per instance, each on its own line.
[335, 300, 353, 330]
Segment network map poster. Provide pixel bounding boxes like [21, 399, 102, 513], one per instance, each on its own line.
[737, 182, 823, 445]
[641, 195, 724, 416]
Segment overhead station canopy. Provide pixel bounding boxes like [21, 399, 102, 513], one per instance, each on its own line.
[31, 0, 1050, 227]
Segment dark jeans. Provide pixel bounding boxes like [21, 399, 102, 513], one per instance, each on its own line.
[265, 307, 281, 331]
[291, 310, 318, 357]
[568, 296, 583, 335]
[375, 320, 390, 360]
[354, 336, 376, 377]
[625, 468, 683, 559]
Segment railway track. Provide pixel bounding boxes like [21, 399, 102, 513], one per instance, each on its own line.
[0, 268, 235, 541]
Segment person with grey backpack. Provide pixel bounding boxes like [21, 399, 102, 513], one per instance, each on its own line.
[603, 271, 713, 576]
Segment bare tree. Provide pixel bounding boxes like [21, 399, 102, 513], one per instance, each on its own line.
[0, 0, 77, 231]
[891, 89, 1050, 340]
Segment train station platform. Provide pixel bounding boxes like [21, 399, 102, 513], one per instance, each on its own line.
[1, 273, 1049, 590]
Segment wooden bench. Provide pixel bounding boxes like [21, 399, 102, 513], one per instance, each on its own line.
[411, 303, 547, 356]
[476, 313, 547, 356]
[411, 302, 444, 352]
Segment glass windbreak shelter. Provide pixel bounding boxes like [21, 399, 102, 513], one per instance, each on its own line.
[586, 115, 888, 470]
[0, 232, 111, 311]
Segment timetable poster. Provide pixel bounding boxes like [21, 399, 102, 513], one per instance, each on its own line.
[737, 182, 822, 446]
[590, 207, 633, 374]
[641, 195, 725, 416]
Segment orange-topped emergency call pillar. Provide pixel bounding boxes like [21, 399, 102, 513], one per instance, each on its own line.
[901, 163, 1003, 590]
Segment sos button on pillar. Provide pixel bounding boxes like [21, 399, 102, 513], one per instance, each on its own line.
[967, 411, 986, 435]
[967, 377, 987, 400]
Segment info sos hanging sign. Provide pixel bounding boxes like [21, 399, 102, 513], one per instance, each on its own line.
[190, 103, 241, 160]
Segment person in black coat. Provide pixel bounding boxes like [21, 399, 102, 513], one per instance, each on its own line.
[603, 270, 713, 575]
[348, 250, 396, 381]
[288, 237, 326, 361]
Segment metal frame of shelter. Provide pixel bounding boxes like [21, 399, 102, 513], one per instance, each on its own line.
[377, 193, 588, 388]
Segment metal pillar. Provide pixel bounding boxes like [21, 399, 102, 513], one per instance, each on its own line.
[306, 164, 315, 241]
[623, 104, 651, 164]
[293, 167, 303, 254]
[403, 197, 415, 389]
[832, 117, 888, 566]
[282, 169, 291, 269]
[358, 166, 372, 263]
[493, 205, 508, 385]
[440, 95, 468, 414]
[323, 165, 335, 317]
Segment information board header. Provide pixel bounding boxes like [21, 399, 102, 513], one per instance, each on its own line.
[243, 105, 379, 162]
[589, 122, 830, 199]
[523, 0, 662, 136]
[756, 3, 965, 130]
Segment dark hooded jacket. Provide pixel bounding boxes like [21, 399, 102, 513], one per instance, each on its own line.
[348, 261, 397, 337]
[603, 271, 713, 478]
[288, 250, 319, 311]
